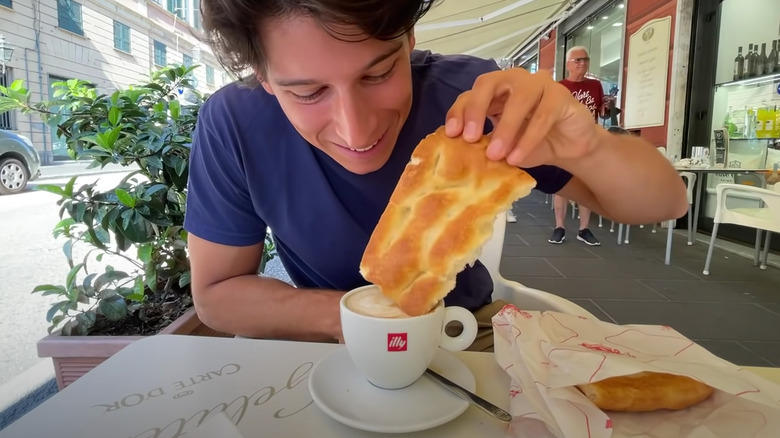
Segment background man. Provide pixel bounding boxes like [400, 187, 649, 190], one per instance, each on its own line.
[548, 46, 605, 246]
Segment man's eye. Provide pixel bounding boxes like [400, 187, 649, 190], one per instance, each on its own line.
[292, 88, 325, 103]
[365, 63, 396, 83]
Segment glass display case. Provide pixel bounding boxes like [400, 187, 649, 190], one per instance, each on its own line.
[700, 0, 780, 218]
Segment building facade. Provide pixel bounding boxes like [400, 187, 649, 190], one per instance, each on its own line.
[0, 0, 229, 163]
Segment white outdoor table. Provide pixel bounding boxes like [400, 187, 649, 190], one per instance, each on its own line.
[2, 334, 778, 438]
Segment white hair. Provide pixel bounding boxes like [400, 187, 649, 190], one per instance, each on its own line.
[566, 46, 589, 60]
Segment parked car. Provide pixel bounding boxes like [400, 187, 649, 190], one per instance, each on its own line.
[0, 130, 41, 195]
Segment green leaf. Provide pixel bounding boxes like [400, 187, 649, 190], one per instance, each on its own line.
[66, 263, 85, 290]
[125, 293, 146, 302]
[99, 295, 128, 321]
[174, 157, 187, 176]
[9, 79, 25, 92]
[169, 99, 180, 120]
[46, 301, 71, 323]
[82, 273, 97, 290]
[62, 239, 74, 264]
[178, 271, 191, 288]
[64, 176, 77, 197]
[115, 188, 136, 208]
[32, 284, 67, 296]
[108, 106, 121, 126]
[0, 96, 21, 114]
[34, 184, 66, 197]
[144, 183, 168, 199]
[137, 244, 153, 264]
[94, 270, 129, 291]
[144, 263, 157, 292]
[75, 312, 97, 331]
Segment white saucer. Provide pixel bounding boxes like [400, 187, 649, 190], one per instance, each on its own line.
[308, 347, 476, 433]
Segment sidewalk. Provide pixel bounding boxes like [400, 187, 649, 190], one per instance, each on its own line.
[37, 161, 133, 181]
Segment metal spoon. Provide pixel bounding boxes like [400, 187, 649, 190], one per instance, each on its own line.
[425, 368, 512, 423]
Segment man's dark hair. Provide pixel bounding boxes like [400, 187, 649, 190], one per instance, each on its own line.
[200, 0, 434, 85]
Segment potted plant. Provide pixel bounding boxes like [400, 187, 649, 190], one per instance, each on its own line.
[0, 65, 277, 389]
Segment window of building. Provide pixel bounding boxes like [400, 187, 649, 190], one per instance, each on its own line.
[167, 0, 184, 19]
[182, 54, 193, 67]
[0, 70, 12, 130]
[206, 65, 214, 85]
[192, 0, 201, 29]
[113, 21, 131, 53]
[57, 0, 84, 36]
[0, 0, 13, 9]
[153, 40, 167, 66]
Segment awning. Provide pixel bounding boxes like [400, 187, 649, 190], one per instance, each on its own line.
[415, 0, 575, 62]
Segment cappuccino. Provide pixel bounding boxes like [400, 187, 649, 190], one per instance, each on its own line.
[345, 287, 412, 319]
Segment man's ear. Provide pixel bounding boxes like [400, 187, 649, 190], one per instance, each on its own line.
[260, 77, 275, 95]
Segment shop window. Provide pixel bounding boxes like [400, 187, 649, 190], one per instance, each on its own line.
[561, 0, 626, 128]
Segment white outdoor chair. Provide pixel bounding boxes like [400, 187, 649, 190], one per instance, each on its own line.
[703, 184, 780, 275]
[653, 171, 697, 241]
[479, 211, 597, 318]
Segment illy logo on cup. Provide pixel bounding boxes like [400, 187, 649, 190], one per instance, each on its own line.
[387, 333, 408, 351]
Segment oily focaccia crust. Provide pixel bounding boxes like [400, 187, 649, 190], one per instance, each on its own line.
[359, 126, 537, 316]
[576, 371, 715, 412]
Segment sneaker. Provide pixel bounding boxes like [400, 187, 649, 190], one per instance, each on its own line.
[577, 228, 601, 246]
[506, 209, 517, 223]
[548, 227, 565, 244]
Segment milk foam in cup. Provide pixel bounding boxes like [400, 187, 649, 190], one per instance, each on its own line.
[340, 285, 478, 389]
[345, 287, 411, 319]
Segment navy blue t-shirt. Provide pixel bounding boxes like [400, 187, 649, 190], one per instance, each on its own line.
[184, 50, 572, 311]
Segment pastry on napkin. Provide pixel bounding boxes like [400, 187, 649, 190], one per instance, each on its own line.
[492, 304, 780, 438]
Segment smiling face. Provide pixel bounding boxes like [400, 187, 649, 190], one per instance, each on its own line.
[565, 48, 590, 81]
[259, 15, 416, 175]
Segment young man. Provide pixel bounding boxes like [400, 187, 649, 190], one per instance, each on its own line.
[185, 0, 688, 342]
[548, 46, 605, 246]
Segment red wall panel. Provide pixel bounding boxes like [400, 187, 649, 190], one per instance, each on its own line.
[539, 29, 557, 72]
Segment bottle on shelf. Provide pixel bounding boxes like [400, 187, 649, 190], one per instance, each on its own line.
[769, 40, 778, 74]
[776, 40, 780, 72]
[746, 44, 756, 78]
[764, 104, 775, 138]
[734, 46, 745, 80]
[756, 103, 769, 138]
[743, 106, 756, 139]
[724, 106, 739, 137]
[757, 43, 767, 77]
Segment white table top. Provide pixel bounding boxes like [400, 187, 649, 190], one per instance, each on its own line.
[2, 335, 779, 438]
[0, 335, 512, 438]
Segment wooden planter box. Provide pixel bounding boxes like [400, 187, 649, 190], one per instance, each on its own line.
[37, 308, 232, 390]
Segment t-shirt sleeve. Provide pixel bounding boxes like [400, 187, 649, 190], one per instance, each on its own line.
[521, 165, 573, 194]
[184, 96, 267, 246]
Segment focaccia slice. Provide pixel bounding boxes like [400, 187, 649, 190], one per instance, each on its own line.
[576, 371, 714, 412]
[359, 126, 537, 316]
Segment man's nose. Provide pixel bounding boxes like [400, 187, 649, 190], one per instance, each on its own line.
[332, 91, 377, 148]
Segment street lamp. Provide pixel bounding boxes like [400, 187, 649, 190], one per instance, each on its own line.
[0, 34, 14, 76]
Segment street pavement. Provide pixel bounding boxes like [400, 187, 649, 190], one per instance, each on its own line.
[0, 171, 135, 387]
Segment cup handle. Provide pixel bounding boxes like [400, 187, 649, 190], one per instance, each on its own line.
[439, 306, 479, 351]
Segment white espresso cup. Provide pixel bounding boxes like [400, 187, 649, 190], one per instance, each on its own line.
[340, 285, 478, 389]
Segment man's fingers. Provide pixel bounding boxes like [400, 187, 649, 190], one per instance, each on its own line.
[446, 76, 499, 142]
[486, 89, 541, 160]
